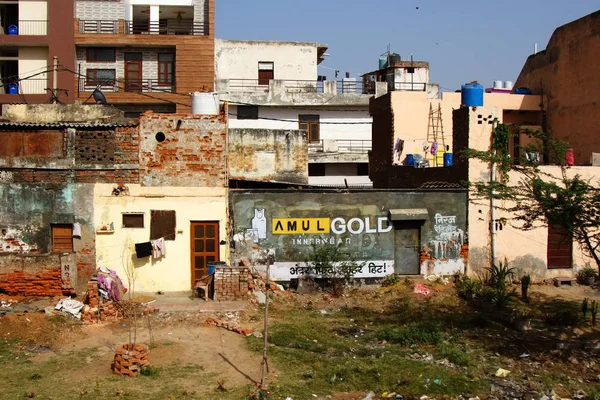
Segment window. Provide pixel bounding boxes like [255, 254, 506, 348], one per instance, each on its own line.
[547, 224, 573, 269]
[237, 105, 258, 120]
[123, 213, 144, 228]
[258, 61, 274, 85]
[308, 163, 326, 176]
[357, 163, 369, 176]
[52, 224, 73, 253]
[86, 69, 116, 86]
[150, 210, 176, 241]
[405, 67, 415, 74]
[158, 53, 174, 85]
[299, 115, 320, 143]
[86, 48, 116, 62]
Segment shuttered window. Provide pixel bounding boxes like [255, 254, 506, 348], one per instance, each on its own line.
[123, 213, 144, 228]
[150, 210, 176, 241]
[52, 224, 73, 253]
[258, 62, 274, 85]
[547, 224, 573, 269]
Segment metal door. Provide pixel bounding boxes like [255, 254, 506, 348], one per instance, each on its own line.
[394, 223, 420, 274]
[190, 221, 219, 287]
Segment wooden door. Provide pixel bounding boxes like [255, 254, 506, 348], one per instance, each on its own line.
[394, 222, 420, 275]
[124, 53, 142, 92]
[190, 222, 219, 286]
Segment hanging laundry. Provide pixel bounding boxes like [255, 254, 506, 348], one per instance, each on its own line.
[565, 148, 575, 166]
[97, 266, 126, 302]
[135, 242, 152, 258]
[393, 137, 404, 160]
[72, 222, 82, 237]
[430, 141, 438, 156]
[151, 237, 166, 258]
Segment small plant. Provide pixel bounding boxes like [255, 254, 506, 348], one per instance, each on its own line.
[582, 298, 589, 320]
[381, 274, 398, 287]
[455, 275, 483, 300]
[305, 241, 363, 297]
[520, 275, 531, 302]
[545, 309, 580, 327]
[486, 259, 515, 290]
[577, 264, 598, 285]
[377, 322, 444, 346]
[591, 300, 598, 327]
[485, 285, 517, 308]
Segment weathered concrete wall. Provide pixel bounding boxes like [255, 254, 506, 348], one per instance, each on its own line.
[515, 11, 600, 164]
[0, 184, 96, 291]
[229, 128, 308, 184]
[230, 189, 467, 281]
[138, 112, 228, 187]
[1, 104, 125, 123]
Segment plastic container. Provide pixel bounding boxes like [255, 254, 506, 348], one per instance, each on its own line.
[388, 53, 401, 65]
[378, 56, 388, 69]
[7, 83, 18, 94]
[8, 25, 18, 35]
[444, 153, 453, 167]
[461, 83, 484, 106]
[207, 261, 227, 275]
[405, 154, 415, 167]
[191, 92, 219, 115]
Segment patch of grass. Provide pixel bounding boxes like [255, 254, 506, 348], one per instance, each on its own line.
[437, 343, 473, 367]
[140, 365, 160, 378]
[377, 322, 444, 346]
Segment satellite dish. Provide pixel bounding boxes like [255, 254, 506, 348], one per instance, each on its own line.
[93, 88, 107, 104]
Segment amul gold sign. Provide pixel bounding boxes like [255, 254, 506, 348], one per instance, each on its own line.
[272, 218, 331, 234]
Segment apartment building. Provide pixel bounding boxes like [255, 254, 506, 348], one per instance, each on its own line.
[0, 0, 75, 105]
[74, 0, 214, 116]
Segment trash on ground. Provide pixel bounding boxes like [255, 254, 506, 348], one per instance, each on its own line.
[494, 368, 511, 377]
[55, 297, 84, 319]
[413, 284, 431, 296]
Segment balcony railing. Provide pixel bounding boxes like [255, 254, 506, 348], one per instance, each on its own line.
[227, 79, 268, 93]
[283, 80, 324, 94]
[392, 82, 427, 91]
[309, 140, 372, 153]
[1, 79, 47, 95]
[336, 80, 365, 95]
[124, 20, 206, 36]
[225, 79, 370, 95]
[78, 78, 175, 94]
[78, 20, 118, 34]
[13, 20, 48, 35]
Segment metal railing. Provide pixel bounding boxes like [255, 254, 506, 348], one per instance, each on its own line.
[78, 78, 175, 93]
[1, 79, 47, 95]
[227, 79, 268, 93]
[336, 80, 365, 95]
[392, 82, 427, 91]
[78, 20, 119, 34]
[124, 20, 206, 36]
[14, 20, 48, 35]
[283, 80, 324, 94]
[309, 139, 372, 153]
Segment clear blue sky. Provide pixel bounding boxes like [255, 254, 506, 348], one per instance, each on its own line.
[215, 1, 598, 91]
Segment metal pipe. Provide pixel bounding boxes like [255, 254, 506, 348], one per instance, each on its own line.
[491, 120, 498, 268]
[53, 56, 58, 104]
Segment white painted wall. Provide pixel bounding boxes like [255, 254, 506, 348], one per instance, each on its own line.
[215, 39, 320, 81]
[18, 1, 47, 35]
[18, 47, 47, 94]
[228, 106, 372, 141]
[127, 0, 193, 6]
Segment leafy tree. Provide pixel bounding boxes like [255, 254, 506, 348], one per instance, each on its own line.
[465, 123, 600, 275]
[305, 241, 363, 296]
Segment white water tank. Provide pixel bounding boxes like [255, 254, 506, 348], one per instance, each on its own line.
[192, 92, 219, 115]
[493, 80, 503, 89]
[503, 80, 514, 90]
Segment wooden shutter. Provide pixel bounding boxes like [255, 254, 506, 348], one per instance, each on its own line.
[52, 224, 73, 253]
[150, 210, 176, 241]
[547, 224, 572, 269]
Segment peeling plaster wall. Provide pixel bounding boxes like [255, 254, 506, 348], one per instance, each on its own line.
[138, 112, 228, 187]
[229, 128, 308, 184]
[230, 189, 467, 281]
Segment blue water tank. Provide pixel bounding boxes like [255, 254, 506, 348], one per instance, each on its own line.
[444, 153, 453, 167]
[207, 261, 227, 275]
[461, 83, 484, 107]
[7, 83, 18, 94]
[514, 87, 532, 95]
[8, 25, 18, 35]
[405, 154, 415, 167]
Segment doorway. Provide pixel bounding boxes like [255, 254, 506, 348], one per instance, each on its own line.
[393, 222, 421, 275]
[190, 221, 219, 287]
[124, 53, 142, 92]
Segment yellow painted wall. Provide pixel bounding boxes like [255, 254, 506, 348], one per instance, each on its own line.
[18, 47, 48, 94]
[18, 1, 47, 34]
[93, 184, 229, 293]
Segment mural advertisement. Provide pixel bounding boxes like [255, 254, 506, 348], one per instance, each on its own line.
[230, 191, 467, 281]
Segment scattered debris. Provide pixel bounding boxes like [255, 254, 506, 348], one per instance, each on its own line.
[494, 368, 511, 377]
[362, 391, 376, 400]
[54, 297, 84, 319]
[413, 283, 432, 296]
[205, 317, 253, 336]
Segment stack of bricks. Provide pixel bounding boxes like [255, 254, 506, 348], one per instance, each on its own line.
[81, 279, 119, 324]
[214, 266, 250, 301]
[0, 269, 64, 296]
[113, 343, 150, 377]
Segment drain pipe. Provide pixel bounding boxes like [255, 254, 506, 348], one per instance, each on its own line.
[490, 120, 498, 268]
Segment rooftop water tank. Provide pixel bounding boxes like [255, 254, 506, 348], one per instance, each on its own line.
[379, 56, 388, 69]
[493, 80, 503, 89]
[503, 80, 514, 90]
[388, 53, 401, 65]
[461, 83, 484, 107]
[191, 92, 219, 115]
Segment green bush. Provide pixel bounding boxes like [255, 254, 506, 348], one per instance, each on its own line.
[455, 275, 483, 299]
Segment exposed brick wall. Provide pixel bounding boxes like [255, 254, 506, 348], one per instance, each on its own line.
[214, 267, 249, 301]
[0, 268, 73, 297]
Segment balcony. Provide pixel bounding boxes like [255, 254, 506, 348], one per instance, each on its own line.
[78, 78, 175, 94]
[309, 139, 372, 154]
[0, 78, 47, 95]
[124, 20, 206, 36]
[2, 20, 48, 35]
[225, 79, 366, 95]
[78, 20, 118, 34]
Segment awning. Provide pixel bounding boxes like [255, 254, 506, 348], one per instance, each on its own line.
[388, 208, 429, 221]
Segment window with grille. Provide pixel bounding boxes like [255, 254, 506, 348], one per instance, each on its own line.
[299, 114, 320, 143]
[150, 210, 176, 241]
[258, 62, 274, 85]
[52, 224, 73, 253]
[86, 69, 116, 86]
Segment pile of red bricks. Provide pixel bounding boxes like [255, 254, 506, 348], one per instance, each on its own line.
[82, 279, 119, 323]
[214, 267, 250, 301]
[113, 343, 149, 377]
[0, 269, 69, 297]
[205, 317, 253, 336]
